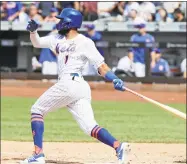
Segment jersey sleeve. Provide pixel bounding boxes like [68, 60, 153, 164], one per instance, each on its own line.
[164, 60, 170, 72]
[95, 32, 102, 41]
[84, 39, 105, 69]
[30, 32, 57, 51]
[149, 35, 155, 51]
[150, 35, 155, 42]
[130, 34, 136, 42]
[16, 2, 22, 11]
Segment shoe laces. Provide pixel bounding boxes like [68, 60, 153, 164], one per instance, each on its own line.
[28, 155, 36, 161]
[116, 147, 122, 159]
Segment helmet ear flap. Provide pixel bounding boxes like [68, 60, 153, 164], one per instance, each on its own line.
[56, 19, 71, 31]
[63, 22, 71, 29]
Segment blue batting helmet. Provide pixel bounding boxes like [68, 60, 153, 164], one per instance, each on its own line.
[56, 8, 83, 31]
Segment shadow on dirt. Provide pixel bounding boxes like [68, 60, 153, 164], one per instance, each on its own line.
[174, 160, 187, 163]
[46, 160, 83, 164]
[3, 158, 84, 164]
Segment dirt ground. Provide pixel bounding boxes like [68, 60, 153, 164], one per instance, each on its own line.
[1, 80, 186, 164]
[1, 141, 186, 164]
[1, 80, 186, 103]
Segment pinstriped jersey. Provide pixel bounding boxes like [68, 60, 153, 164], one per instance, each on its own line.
[44, 33, 104, 79]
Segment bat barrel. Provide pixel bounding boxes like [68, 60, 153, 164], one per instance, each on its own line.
[123, 86, 186, 120]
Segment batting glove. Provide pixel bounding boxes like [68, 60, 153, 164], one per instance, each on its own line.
[26, 20, 39, 32]
[113, 79, 125, 91]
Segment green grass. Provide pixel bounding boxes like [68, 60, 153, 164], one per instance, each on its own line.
[1, 97, 186, 143]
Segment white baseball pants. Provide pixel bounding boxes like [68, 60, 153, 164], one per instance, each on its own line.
[134, 62, 145, 77]
[31, 75, 98, 135]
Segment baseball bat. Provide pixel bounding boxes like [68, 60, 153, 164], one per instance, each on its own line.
[122, 86, 186, 120]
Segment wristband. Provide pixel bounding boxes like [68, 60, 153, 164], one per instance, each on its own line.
[104, 71, 119, 81]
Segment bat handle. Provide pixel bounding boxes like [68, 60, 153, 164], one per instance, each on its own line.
[122, 86, 127, 91]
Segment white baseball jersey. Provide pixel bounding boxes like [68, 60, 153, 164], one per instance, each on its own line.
[30, 32, 104, 135]
[30, 32, 104, 79]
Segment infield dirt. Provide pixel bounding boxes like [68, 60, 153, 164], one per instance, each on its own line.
[2, 141, 186, 164]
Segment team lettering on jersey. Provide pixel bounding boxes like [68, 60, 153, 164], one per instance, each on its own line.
[55, 42, 77, 64]
[56, 42, 76, 55]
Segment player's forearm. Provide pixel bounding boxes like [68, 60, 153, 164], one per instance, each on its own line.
[99, 63, 119, 81]
[30, 32, 49, 48]
[30, 31, 41, 48]
[8, 11, 20, 21]
[128, 52, 134, 62]
[98, 63, 110, 76]
[150, 51, 156, 68]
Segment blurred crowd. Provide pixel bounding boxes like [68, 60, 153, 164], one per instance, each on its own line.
[1, 1, 186, 79]
[0, 1, 186, 23]
[113, 22, 186, 78]
[31, 20, 186, 79]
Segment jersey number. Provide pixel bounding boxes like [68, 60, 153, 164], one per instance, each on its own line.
[65, 55, 69, 64]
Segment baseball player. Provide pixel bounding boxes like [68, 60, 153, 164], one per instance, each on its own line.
[20, 8, 130, 164]
[151, 48, 171, 77]
[130, 21, 155, 77]
[84, 24, 104, 56]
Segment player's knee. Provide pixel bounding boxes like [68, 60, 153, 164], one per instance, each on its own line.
[31, 105, 44, 116]
[82, 125, 96, 136]
[81, 121, 98, 136]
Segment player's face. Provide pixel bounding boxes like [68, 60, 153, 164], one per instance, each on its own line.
[58, 29, 70, 35]
[56, 19, 71, 35]
[155, 53, 161, 60]
[139, 27, 146, 34]
[56, 19, 70, 31]
[51, 12, 58, 17]
[29, 6, 38, 16]
[130, 10, 137, 19]
[87, 29, 94, 36]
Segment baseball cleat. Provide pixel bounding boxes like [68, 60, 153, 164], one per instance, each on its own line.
[116, 142, 131, 164]
[20, 153, 45, 164]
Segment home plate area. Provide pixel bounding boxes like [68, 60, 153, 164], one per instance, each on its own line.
[1, 141, 186, 164]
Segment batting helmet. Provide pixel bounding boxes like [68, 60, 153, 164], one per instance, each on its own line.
[56, 8, 83, 31]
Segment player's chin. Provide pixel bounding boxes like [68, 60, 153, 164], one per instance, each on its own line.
[58, 29, 71, 35]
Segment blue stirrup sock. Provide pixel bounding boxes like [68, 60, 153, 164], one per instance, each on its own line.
[91, 125, 120, 149]
[31, 113, 44, 154]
